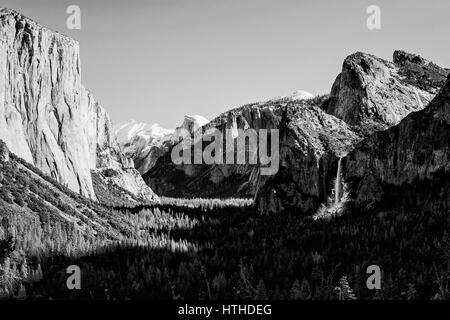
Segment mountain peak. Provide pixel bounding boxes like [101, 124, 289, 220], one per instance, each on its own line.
[178, 115, 209, 133]
[289, 90, 314, 101]
[0, 7, 77, 46]
[393, 50, 449, 93]
[183, 115, 209, 126]
[393, 50, 428, 67]
[114, 115, 208, 175]
[114, 120, 173, 146]
[323, 50, 449, 133]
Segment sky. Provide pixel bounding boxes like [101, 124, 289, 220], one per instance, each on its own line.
[2, 0, 450, 128]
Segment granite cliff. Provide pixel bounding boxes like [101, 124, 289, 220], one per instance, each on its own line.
[144, 99, 287, 198]
[255, 51, 448, 214]
[343, 73, 450, 213]
[0, 8, 157, 203]
[322, 51, 448, 134]
[142, 51, 448, 206]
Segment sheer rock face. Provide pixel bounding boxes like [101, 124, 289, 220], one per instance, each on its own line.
[144, 104, 283, 198]
[144, 95, 357, 204]
[254, 100, 361, 214]
[343, 75, 450, 212]
[323, 51, 448, 134]
[0, 8, 157, 201]
[255, 51, 448, 214]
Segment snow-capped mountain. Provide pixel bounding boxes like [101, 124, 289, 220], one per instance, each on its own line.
[262, 90, 314, 104]
[114, 115, 209, 174]
[115, 121, 174, 146]
[289, 90, 315, 100]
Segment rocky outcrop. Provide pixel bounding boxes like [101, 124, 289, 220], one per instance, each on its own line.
[393, 50, 449, 92]
[254, 98, 361, 214]
[175, 115, 209, 137]
[144, 48, 448, 206]
[0, 8, 157, 202]
[343, 74, 450, 213]
[255, 51, 448, 214]
[144, 101, 286, 198]
[322, 51, 448, 134]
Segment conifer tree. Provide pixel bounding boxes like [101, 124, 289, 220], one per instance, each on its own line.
[336, 276, 357, 300]
[15, 284, 27, 300]
[289, 279, 302, 300]
[20, 258, 28, 281]
[256, 280, 268, 300]
[406, 283, 418, 300]
[300, 279, 312, 299]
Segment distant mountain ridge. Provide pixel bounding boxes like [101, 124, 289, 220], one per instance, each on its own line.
[142, 50, 448, 207]
[144, 92, 314, 198]
[114, 115, 208, 175]
[115, 121, 173, 146]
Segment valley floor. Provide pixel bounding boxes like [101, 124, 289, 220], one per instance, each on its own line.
[1, 149, 449, 300]
[2, 195, 450, 300]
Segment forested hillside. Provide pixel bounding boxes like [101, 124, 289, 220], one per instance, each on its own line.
[0, 143, 195, 298]
[2, 143, 450, 300]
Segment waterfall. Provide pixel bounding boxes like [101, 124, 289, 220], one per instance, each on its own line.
[335, 157, 342, 205]
[313, 156, 346, 220]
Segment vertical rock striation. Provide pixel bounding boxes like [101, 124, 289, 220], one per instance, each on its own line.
[144, 103, 285, 198]
[256, 51, 448, 214]
[343, 74, 450, 213]
[0, 8, 157, 202]
[254, 99, 360, 214]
